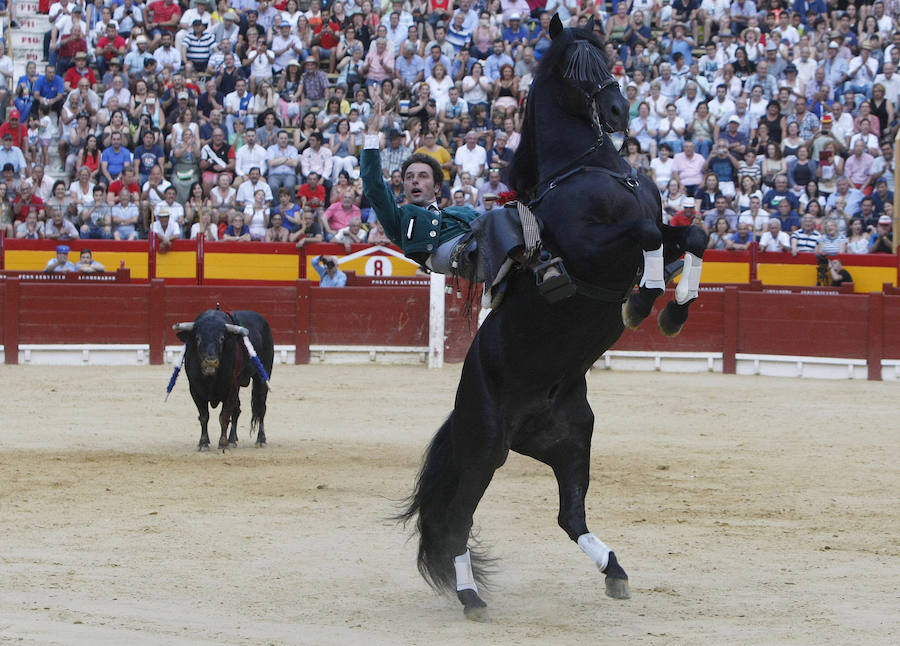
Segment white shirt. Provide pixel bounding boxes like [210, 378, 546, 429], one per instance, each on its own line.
[154, 45, 182, 72]
[236, 178, 273, 206]
[142, 179, 172, 207]
[154, 200, 185, 225]
[224, 90, 251, 116]
[758, 230, 791, 251]
[454, 144, 487, 178]
[234, 143, 268, 177]
[151, 217, 182, 239]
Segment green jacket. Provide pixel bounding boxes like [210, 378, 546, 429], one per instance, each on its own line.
[361, 148, 478, 261]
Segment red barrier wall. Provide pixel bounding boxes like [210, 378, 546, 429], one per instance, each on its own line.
[0, 280, 893, 378]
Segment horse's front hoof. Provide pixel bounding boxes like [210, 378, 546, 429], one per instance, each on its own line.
[605, 576, 631, 600]
[657, 300, 691, 337]
[197, 444, 209, 452]
[255, 441, 267, 448]
[229, 441, 238, 448]
[458, 589, 489, 622]
[602, 551, 631, 599]
[621, 300, 644, 330]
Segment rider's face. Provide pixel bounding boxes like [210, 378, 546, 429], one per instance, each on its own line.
[403, 162, 437, 206]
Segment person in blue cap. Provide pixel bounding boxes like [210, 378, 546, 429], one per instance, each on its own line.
[44, 245, 77, 273]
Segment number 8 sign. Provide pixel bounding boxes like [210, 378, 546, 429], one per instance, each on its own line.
[365, 256, 393, 276]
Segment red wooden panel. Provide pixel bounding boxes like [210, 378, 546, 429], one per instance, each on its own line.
[17, 284, 150, 344]
[613, 288, 726, 352]
[164, 285, 300, 345]
[880, 295, 900, 359]
[737, 292, 869, 358]
[0, 282, 5, 340]
[309, 286, 428, 346]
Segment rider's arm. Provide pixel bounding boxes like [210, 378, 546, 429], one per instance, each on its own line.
[360, 135, 403, 245]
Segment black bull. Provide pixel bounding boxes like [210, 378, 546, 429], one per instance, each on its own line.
[174, 310, 274, 450]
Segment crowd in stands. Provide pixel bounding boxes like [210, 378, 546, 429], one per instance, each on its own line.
[0, 0, 896, 258]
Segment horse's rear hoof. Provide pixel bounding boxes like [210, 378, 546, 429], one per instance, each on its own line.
[458, 589, 489, 622]
[197, 444, 209, 452]
[605, 576, 631, 600]
[657, 300, 690, 337]
[255, 441, 267, 448]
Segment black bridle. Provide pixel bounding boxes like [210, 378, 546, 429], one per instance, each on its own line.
[529, 73, 638, 209]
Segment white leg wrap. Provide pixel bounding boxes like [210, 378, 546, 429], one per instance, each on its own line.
[675, 252, 703, 305]
[577, 533, 610, 572]
[454, 550, 478, 592]
[640, 244, 665, 289]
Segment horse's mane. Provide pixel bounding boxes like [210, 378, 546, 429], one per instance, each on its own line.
[509, 25, 610, 199]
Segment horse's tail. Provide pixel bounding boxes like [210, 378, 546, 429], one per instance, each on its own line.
[396, 413, 490, 594]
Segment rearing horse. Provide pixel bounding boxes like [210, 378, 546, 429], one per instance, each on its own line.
[399, 16, 706, 621]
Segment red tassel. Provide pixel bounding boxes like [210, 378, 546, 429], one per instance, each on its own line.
[497, 190, 517, 205]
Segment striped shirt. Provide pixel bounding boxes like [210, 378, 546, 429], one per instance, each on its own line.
[182, 31, 216, 63]
[791, 228, 822, 253]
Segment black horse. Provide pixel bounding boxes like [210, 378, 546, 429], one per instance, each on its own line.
[398, 16, 706, 620]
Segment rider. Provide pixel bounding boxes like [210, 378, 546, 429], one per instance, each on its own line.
[360, 100, 569, 303]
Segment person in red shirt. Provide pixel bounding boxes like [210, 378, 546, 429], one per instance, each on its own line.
[297, 171, 326, 209]
[145, 0, 182, 48]
[0, 110, 29, 150]
[106, 166, 142, 204]
[669, 197, 698, 227]
[12, 182, 46, 223]
[58, 23, 89, 74]
[312, 7, 342, 73]
[95, 22, 127, 78]
[63, 52, 97, 91]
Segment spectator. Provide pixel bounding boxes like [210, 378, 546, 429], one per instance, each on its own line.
[152, 208, 182, 251]
[45, 244, 77, 272]
[758, 218, 792, 253]
[791, 214, 823, 255]
[817, 218, 848, 255]
[76, 248, 106, 273]
[266, 130, 300, 193]
[112, 188, 140, 240]
[235, 166, 273, 210]
[729, 222, 755, 251]
[868, 215, 894, 253]
[312, 255, 347, 286]
[323, 190, 363, 239]
[846, 218, 870, 254]
[15, 209, 44, 239]
[297, 171, 327, 210]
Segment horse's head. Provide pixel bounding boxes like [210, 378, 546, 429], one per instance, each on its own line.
[543, 14, 629, 135]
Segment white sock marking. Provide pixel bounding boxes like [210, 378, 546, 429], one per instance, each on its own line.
[454, 550, 477, 592]
[640, 244, 665, 290]
[675, 252, 703, 304]
[577, 533, 610, 572]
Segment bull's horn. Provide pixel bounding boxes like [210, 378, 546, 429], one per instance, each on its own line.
[224, 324, 249, 335]
[173, 322, 195, 331]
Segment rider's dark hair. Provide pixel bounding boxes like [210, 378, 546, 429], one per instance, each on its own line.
[401, 153, 444, 186]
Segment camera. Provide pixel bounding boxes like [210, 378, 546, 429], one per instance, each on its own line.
[324, 258, 336, 270]
[815, 254, 831, 286]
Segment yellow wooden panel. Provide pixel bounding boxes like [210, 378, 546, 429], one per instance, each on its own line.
[155, 251, 197, 279]
[840, 265, 896, 293]
[757, 264, 817, 286]
[698, 261, 750, 284]
[90, 251, 149, 279]
[5, 249, 65, 271]
[205, 252, 299, 281]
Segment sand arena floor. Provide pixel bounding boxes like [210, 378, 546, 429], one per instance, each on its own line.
[1, 364, 898, 645]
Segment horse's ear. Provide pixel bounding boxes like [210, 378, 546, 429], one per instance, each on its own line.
[549, 13, 564, 40]
[585, 16, 595, 32]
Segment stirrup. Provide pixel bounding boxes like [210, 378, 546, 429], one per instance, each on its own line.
[534, 252, 576, 304]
